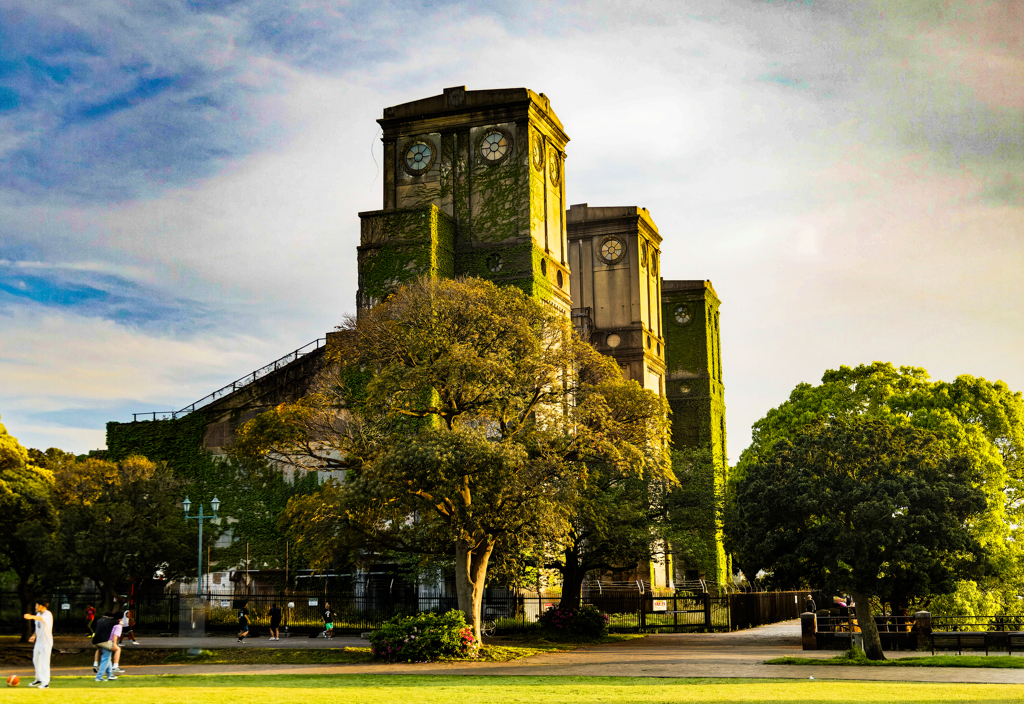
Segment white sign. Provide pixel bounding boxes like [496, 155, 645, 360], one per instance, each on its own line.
[652, 600, 668, 612]
[220, 601, 231, 608]
[308, 599, 318, 606]
[60, 603, 71, 611]
[287, 602, 295, 608]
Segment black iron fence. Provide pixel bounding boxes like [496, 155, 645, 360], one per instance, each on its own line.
[1, 589, 815, 636]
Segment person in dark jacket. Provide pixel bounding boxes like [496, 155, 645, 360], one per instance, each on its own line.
[268, 603, 282, 641]
[92, 613, 118, 681]
[237, 602, 250, 643]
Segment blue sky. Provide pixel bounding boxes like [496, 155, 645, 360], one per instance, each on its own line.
[1, 0, 1021, 455]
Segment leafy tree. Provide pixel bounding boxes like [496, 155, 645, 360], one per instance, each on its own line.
[236, 277, 670, 639]
[547, 377, 671, 609]
[56, 455, 194, 610]
[729, 418, 988, 660]
[732, 362, 1024, 605]
[0, 416, 60, 642]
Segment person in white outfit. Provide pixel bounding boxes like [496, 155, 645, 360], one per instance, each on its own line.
[24, 599, 53, 689]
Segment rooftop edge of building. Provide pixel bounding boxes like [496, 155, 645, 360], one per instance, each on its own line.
[662, 279, 720, 301]
[382, 86, 563, 131]
[566, 203, 659, 234]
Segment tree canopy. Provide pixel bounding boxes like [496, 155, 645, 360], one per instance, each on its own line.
[729, 417, 988, 659]
[732, 362, 1024, 596]
[0, 416, 59, 640]
[235, 277, 670, 638]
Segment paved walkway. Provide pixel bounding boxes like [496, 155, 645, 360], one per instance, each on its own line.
[9, 621, 1024, 685]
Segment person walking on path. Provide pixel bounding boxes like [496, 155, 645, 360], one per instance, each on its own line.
[322, 602, 334, 640]
[120, 607, 139, 645]
[23, 599, 54, 689]
[237, 601, 250, 643]
[268, 603, 282, 641]
[85, 604, 96, 637]
[92, 612, 118, 681]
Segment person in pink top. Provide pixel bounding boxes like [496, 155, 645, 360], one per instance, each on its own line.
[110, 622, 126, 673]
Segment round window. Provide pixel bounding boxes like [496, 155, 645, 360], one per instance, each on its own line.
[540, 258, 547, 275]
[401, 139, 435, 176]
[531, 135, 545, 171]
[606, 333, 621, 348]
[640, 241, 648, 268]
[487, 253, 503, 273]
[478, 129, 512, 165]
[646, 335, 652, 349]
[598, 236, 625, 265]
[656, 342, 661, 355]
[673, 304, 692, 325]
[556, 270, 564, 288]
[651, 251, 658, 274]
[548, 148, 561, 185]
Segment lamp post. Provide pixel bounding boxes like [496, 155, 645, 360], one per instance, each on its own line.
[182, 496, 220, 597]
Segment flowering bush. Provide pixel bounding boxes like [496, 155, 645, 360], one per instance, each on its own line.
[368, 609, 477, 662]
[539, 604, 610, 638]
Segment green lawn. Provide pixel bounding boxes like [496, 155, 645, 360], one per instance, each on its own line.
[768, 652, 1024, 669]
[3, 675, 1023, 703]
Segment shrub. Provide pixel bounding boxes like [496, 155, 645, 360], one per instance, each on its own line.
[539, 604, 609, 639]
[368, 609, 476, 662]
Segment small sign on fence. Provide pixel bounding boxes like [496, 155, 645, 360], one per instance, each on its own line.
[60, 603, 71, 610]
[287, 602, 295, 608]
[308, 599, 319, 606]
[543, 602, 554, 611]
[653, 600, 668, 612]
[220, 600, 230, 608]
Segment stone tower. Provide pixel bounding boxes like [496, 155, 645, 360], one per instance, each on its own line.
[566, 204, 666, 395]
[661, 279, 728, 585]
[356, 86, 572, 316]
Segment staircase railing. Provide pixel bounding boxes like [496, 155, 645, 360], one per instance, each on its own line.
[132, 338, 326, 421]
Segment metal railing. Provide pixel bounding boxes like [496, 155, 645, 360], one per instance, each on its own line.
[1, 588, 811, 636]
[132, 338, 326, 422]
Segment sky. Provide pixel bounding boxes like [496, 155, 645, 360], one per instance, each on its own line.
[1, 0, 1021, 459]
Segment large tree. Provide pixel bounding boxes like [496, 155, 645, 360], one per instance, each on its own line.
[55, 455, 194, 610]
[729, 418, 988, 660]
[235, 277, 670, 639]
[732, 362, 1024, 604]
[0, 416, 60, 642]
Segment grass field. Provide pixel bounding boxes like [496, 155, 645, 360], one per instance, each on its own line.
[768, 653, 1024, 668]
[3, 674, 1023, 703]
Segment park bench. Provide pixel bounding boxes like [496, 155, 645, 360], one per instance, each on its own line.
[931, 631, 1002, 655]
[931, 630, 1024, 655]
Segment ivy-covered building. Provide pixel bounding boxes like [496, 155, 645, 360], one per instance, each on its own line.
[107, 86, 728, 592]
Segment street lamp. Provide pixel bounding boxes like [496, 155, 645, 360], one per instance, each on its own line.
[182, 497, 219, 597]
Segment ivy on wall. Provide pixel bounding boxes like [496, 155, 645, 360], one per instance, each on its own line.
[359, 205, 455, 305]
[660, 288, 729, 586]
[106, 415, 318, 576]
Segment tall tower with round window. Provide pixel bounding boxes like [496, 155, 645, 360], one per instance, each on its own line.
[357, 87, 571, 316]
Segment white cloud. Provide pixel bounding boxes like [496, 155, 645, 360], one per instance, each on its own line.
[0, 0, 1021, 459]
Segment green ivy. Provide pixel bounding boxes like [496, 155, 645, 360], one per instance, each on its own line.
[106, 415, 318, 576]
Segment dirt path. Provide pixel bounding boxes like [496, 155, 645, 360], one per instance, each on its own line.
[6, 620, 1024, 685]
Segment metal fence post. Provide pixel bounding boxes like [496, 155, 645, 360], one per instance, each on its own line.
[703, 592, 711, 632]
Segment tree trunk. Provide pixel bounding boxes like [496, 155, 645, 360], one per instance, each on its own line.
[850, 590, 885, 661]
[18, 579, 31, 644]
[558, 544, 585, 610]
[454, 536, 494, 644]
